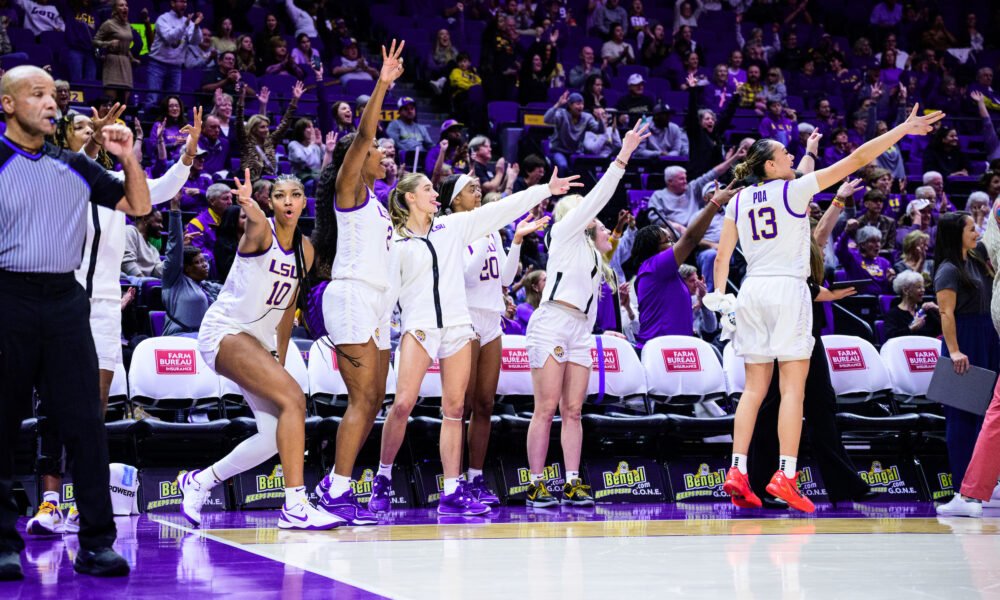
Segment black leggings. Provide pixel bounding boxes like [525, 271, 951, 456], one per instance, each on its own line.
[747, 336, 870, 503]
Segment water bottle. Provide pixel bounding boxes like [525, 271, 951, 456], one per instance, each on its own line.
[909, 308, 925, 328]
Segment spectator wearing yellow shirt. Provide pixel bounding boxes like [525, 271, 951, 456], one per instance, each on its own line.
[448, 52, 482, 97]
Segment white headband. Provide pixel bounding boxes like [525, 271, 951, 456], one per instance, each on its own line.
[450, 174, 476, 206]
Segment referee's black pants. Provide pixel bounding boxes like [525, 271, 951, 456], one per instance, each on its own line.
[0, 271, 116, 553]
[747, 336, 871, 503]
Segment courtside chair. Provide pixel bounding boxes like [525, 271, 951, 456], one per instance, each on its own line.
[641, 335, 728, 408]
[496, 335, 534, 408]
[878, 335, 942, 408]
[820, 334, 893, 406]
[586, 334, 648, 413]
[307, 339, 396, 414]
[128, 336, 222, 412]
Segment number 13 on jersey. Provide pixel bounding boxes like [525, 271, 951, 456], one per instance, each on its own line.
[747, 206, 778, 241]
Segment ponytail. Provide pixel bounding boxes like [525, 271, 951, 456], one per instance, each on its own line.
[733, 138, 780, 186]
[389, 173, 429, 236]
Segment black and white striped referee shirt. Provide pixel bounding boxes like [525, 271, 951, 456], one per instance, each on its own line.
[0, 137, 125, 274]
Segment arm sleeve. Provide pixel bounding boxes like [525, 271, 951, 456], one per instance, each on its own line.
[269, 98, 298, 145]
[982, 116, 999, 161]
[452, 184, 551, 243]
[650, 246, 680, 279]
[148, 159, 193, 205]
[550, 163, 627, 243]
[71, 153, 125, 210]
[610, 226, 636, 275]
[500, 242, 521, 286]
[786, 171, 820, 215]
[934, 262, 958, 293]
[543, 105, 561, 125]
[677, 126, 690, 156]
[162, 210, 184, 288]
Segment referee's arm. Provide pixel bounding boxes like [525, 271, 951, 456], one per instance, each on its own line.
[102, 124, 153, 216]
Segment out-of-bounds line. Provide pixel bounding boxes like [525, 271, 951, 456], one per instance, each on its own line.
[150, 516, 403, 600]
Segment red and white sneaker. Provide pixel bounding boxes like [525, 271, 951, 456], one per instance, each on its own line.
[723, 467, 762, 508]
[766, 471, 815, 513]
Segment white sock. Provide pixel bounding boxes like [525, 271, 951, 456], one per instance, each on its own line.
[443, 477, 459, 495]
[43, 491, 59, 505]
[285, 486, 307, 507]
[467, 468, 483, 480]
[731, 453, 747, 475]
[377, 463, 393, 479]
[194, 468, 221, 490]
[330, 473, 351, 498]
[779, 455, 797, 479]
[530, 473, 543, 483]
[567, 471, 580, 481]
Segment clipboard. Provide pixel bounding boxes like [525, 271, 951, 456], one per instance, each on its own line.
[926, 357, 998, 416]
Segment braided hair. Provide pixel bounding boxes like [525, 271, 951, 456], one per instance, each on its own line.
[310, 133, 355, 279]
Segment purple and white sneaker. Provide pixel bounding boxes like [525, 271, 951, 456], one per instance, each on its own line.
[468, 475, 500, 506]
[437, 483, 491, 516]
[368, 475, 392, 513]
[314, 473, 332, 499]
[319, 489, 379, 525]
[278, 499, 344, 530]
[176, 470, 212, 527]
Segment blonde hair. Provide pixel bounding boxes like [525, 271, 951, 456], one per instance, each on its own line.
[551, 194, 617, 289]
[388, 173, 429, 236]
[482, 191, 502, 205]
[246, 113, 270, 142]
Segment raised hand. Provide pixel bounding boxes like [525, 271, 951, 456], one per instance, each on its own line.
[91, 101, 126, 137]
[870, 81, 883, 100]
[325, 131, 338, 152]
[902, 104, 945, 136]
[806, 130, 823, 154]
[836, 177, 864, 199]
[557, 90, 569, 106]
[156, 118, 167, 141]
[685, 73, 698, 89]
[514, 213, 551, 243]
[971, 90, 985, 104]
[506, 161, 519, 181]
[614, 209, 630, 235]
[380, 39, 406, 83]
[711, 179, 743, 207]
[233, 168, 263, 215]
[620, 118, 652, 158]
[257, 86, 270, 106]
[183, 230, 203, 244]
[546, 166, 582, 196]
[292, 80, 305, 99]
[179, 106, 203, 156]
[101, 123, 134, 157]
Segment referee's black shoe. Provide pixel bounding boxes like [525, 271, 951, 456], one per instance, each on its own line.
[74, 546, 130, 577]
[0, 551, 23, 581]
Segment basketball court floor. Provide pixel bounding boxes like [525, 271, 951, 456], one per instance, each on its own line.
[4, 502, 999, 599]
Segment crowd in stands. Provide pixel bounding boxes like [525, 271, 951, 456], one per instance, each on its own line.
[5, 0, 1000, 357]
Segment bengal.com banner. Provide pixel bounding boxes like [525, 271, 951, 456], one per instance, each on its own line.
[350, 465, 414, 509]
[916, 455, 953, 501]
[583, 458, 666, 503]
[855, 457, 922, 500]
[665, 459, 730, 502]
[500, 458, 565, 502]
[140, 468, 227, 513]
[234, 460, 321, 509]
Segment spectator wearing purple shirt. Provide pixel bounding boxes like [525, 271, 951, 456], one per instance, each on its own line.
[968, 67, 1000, 113]
[823, 128, 850, 168]
[629, 180, 738, 345]
[197, 114, 231, 176]
[179, 149, 213, 210]
[758, 99, 795, 147]
[836, 222, 894, 295]
[184, 183, 233, 268]
[813, 98, 845, 144]
[870, 0, 902, 28]
[847, 108, 868, 150]
[702, 64, 735, 108]
[424, 119, 469, 175]
[373, 157, 397, 206]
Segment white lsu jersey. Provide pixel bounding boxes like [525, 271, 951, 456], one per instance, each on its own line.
[331, 187, 394, 291]
[724, 172, 820, 279]
[201, 219, 300, 351]
[463, 232, 521, 313]
[392, 185, 549, 333]
[75, 159, 191, 300]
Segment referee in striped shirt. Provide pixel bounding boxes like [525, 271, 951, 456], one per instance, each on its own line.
[0, 66, 150, 580]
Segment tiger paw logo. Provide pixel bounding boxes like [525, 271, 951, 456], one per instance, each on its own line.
[553, 346, 565, 358]
[374, 328, 381, 341]
[255, 464, 285, 492]
[414, 330, 426, 342]
[351, 469, 375, 496]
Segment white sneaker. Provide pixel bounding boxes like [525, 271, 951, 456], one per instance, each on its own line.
[277, 499, 343, 530]
[63, 506, 80, 534]
[26, 501, 65, 535]
[936, 494, 983, 518]
[177, 470, 213, 527]
[983, 484, 1000, 509]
